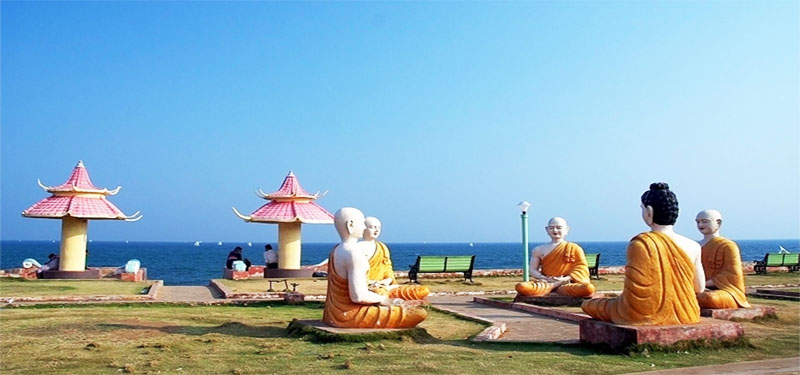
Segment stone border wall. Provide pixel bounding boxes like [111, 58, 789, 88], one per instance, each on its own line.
[0, 280, 162, 303]
[429, 305, 507, 342]
[473, 296, 590, 322]
[208, 279, 326, 300]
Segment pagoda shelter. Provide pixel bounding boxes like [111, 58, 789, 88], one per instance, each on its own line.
[232, 171, 333, 277]
[22, 161, 142, 276]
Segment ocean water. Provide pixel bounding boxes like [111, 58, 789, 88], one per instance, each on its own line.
[1, 239, 798, 286]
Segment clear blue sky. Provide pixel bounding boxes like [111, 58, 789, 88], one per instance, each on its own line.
[2, 1, 798, 244]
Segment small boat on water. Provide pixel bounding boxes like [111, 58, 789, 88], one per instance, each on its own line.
[194, 241, 201, 247]
[469, 242, 474, 247]
[779, 245, 790, 254]
[217, 241, 223, 246]
[247, 242, 252, 247]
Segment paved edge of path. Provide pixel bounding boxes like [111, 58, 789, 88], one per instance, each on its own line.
[620, 357, 800, 375]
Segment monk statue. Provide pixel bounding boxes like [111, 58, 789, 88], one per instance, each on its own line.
[363, 216, 430, 300]
[322, 207, 427, 328]
[581, 183, 705, 325]
[695, 209, 750, 309]
[515, 217, 595, 297]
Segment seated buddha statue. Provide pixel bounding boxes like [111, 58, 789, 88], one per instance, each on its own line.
[515, 217, 595, 298]
[581, 182, 705, 325]
[363, 216, 429, 300]
[322, 207, 427, 329]
[695, 209, 750, 309]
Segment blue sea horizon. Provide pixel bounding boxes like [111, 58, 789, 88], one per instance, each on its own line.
[2, 239, 798, 286]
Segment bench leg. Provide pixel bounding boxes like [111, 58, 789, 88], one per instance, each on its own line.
[464, 271, 473, 283]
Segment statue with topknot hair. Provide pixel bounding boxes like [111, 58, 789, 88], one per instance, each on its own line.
[581, 182, 705, 325]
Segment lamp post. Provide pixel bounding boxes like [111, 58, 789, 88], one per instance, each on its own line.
[517, 201, 531, 282]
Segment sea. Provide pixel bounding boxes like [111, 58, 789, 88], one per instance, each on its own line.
[1, 239, 798, 286]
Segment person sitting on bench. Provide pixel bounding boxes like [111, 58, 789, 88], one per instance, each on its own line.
[264, 244, 278, 269]
[226, 246, 251, 270]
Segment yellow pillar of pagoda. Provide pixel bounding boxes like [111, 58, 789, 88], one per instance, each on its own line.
[278, 222, 302, 269]
[59, 216, 88, 271]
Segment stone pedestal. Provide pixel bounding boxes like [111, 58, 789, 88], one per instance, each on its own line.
[40, 269, 101, 279]
[222, 266, 265, 280]
[701, 306, 776, 321]
[284, 292, 305, 304]
[579, 318, 744, 351]
[119, 268, 147, 282]
[287, 319, 429, 342]
[515, 292, 616, 307]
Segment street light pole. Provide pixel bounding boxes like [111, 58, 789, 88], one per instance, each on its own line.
[517, 201, 531, 282]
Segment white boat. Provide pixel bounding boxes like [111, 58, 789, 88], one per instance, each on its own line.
[779, 245, 790, 254]
[469, 242, 474, 247]
[247, 242, 252, 247]
[194, 241, 201, 247]
[217, 241, 223, 246]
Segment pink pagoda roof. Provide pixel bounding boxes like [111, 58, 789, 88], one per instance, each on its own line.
[22, 161, 142, 221]
[261, 171, 318, 200]
[232, 171, 333, 224]
[247, 201, 334, 224]
[39, 161, 121, 195]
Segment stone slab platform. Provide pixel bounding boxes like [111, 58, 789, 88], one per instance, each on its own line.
[222, 266, 265, 280]
[514, 292, 617, 306]
[700, 306, 776, 320]
[287, 319, 430, 342]
[579, 318, 744, 351]
[40, 269, 101, 279]
[294, 320, 414, 334]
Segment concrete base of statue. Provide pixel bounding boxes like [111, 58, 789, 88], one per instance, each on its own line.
[264, 268, 316, 278]
[222, 266, 265, 280]
[284, 292, 305, 304]
[701, 306, 777, 321]
[287, 319, 430, 342]
[514, 292, 616, 307]
[579, 318, 744, 351]
[40, 269, 101, 279]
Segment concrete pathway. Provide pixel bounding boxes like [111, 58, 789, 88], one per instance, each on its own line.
[429, 295, 799, 375]
[621, 357, 799, 375]
[155, 285, 223, 302]
[428, 294, 579, 343]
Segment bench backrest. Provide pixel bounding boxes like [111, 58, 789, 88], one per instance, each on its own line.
[443, 256, 474, 272]
[585, 253, 599, 268]
[783, 253, 799, 266]
[766, 253, 785, 266]
[418, 256, 447, 272]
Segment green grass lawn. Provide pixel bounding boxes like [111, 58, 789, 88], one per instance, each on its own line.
[1, 298, 797, 375]
[0, 279, 152, 297]
[217, 272, 800, 296]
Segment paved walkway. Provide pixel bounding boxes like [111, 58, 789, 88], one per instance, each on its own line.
[621, 357, 799, 375]
[428, 294, 579, 343]
[155, 285, 222, 302]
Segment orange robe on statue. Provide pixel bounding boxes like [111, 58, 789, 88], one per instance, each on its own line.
[696, 237, 750, 309]
[323, 251, 427, 329]
[581, 232, 700, 325]
[515, 242, 596, 297]
[368, 241, 429, 300]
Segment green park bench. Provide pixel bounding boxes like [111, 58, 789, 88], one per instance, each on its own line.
[754, 253, 800, 274]
[585, 253, 601, 279]
[408, 255, 476, 283]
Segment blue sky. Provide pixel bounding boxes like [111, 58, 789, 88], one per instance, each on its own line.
[2, 1, 798, 243]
